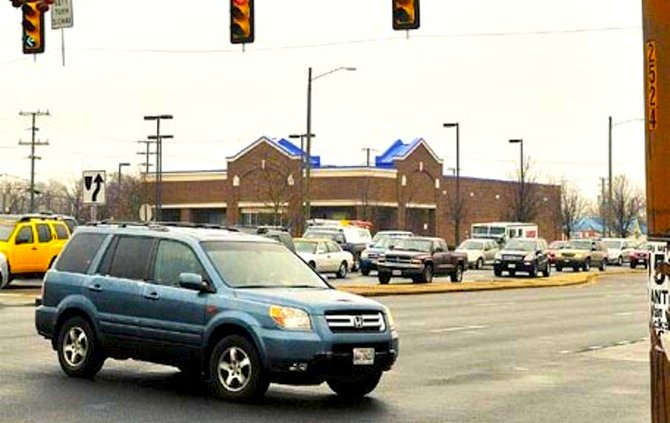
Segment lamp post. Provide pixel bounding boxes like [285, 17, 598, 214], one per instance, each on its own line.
[509, 139, 524, 221]
[304, 66, 356, 225]
[289, 133, 315, 234]
[443, 122, 460, 244]
[144, 115, 173, 222]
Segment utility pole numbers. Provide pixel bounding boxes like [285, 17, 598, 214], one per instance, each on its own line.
[648, 40, 658, 130]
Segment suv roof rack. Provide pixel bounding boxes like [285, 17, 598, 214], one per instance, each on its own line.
[86, 220, 239, 232]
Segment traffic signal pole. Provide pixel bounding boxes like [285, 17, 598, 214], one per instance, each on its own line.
[643, 1, 670, 421]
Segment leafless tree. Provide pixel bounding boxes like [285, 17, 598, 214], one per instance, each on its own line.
[610, 174, 645, 238]
[252, 156, 297, 227]
[560, 180, 587, 239]
[506, 158, 542, 222]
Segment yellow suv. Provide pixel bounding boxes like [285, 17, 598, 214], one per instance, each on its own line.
[0, 215, 72, 288]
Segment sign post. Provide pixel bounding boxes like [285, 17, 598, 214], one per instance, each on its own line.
[50, 0, 73, 67]
[82, 170, 106, 222]
[643, 1, 670, 421]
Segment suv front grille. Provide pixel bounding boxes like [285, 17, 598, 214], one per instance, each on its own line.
[502, 254, 523, 261]
[384, 255, 411, 263]
[325, 311, 386, 333]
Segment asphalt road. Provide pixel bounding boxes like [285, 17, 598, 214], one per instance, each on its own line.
[0, 273, 650, 422]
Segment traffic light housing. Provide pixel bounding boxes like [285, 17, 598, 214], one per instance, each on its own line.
[230, 0, 254, 44]
[22, 0, 44, 54]
[392, 0, 420, 31]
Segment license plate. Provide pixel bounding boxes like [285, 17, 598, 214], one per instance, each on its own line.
[353, 348, 375, 365]
[563, 260, 570, 263]
[392, 270, 402, 276]
[507, 263, 516, 269]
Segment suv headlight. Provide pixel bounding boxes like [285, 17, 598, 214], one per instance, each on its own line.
[269, 306, 311, 331]
[494, 252, 502, 260]
[384, 306, 396, 331]
[361, 250, 369, 259]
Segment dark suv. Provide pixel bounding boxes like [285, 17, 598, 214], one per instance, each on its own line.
[493, 238, 551, 277]
[35, 223, 398, 402]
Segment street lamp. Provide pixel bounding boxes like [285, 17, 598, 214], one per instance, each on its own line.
[304, 66, 356, 226]
[144, 115, 173, 222]
[443, 122, 460, 244]
[509, 139, 524, 221]
[290, 133, 315, 234]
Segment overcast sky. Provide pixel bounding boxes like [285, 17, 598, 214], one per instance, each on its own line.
[0, 0, 644, 200]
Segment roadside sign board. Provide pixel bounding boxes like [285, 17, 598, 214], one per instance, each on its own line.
[139, 204, 153, 222]
[51, 0, 73, 30]
[82, 170, 106, 205]
[650, 249, 670, 334]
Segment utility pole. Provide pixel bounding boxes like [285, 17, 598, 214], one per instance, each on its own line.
[363, 147, 373, 167]
[608, 116, 613, 238]
[144, 115, 173, 222]
[600, 177, 607, 236]
[305, 67, 313, 226]
[136, 140, 155, 176]
[18, 110, 49, 213]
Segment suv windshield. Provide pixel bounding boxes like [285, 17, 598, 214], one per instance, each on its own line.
[0, 223, 16, 242]
[568, 240, 592, 250]
[505, 239, 537, 252]
[604, 240, 623, 249]
[458, 240, 483, 250]
[294, 240, 317, 254]
[203, 241, 329, 289]
[393, 238, 433, 253]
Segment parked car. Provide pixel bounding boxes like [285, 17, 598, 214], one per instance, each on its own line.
[554, 239, 608, 272]
[360, 236, 402, 276]
[547, 240, 569, 265]
[256, 227, 295, 252]
[303, 226, 372, 271]
[455, 238, 500, 269]
[35, 222, 398, 401]
[602, 238, 637, 266]
[294, 238, 354, 278]
[370, 230, 413, 245]
[493, 238, 551, 277]
[376, 237, 467, 284]
[630, 241, 666, 269]
[0, 214, 72, 288]
[0, 252, 8, 289]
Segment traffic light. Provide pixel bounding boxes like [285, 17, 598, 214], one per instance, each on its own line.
[392, 0, 420, 31]
[22, 0, 44, 54]
[230, 0, 254, 44]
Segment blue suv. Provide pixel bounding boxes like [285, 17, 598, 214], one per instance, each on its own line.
[35, 223, 398, 401]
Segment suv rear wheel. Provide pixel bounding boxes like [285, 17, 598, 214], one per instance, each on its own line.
[378, 272, 391, 285]
[327, 370, 382, 399]
[422, 264, 434, 283]
[336, 262, 348, 279]
[57, 316, 105, 378]
[450, 264, 463, 283]
[209, 335, 268, 402]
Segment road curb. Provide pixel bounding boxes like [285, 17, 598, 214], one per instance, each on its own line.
[337, 268, 644, 297]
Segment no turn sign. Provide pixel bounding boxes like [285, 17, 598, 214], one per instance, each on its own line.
[82, 170, 106, 205]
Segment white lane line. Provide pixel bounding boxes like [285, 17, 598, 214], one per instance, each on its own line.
[474, 302, 517, 307]
[587, 345, 602, 351]
[429, 325, 489, 333]
[559, 350, 572, 354]
[615, 311, 645, 316]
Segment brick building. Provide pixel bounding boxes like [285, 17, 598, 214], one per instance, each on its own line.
[155, 136, 562, 245]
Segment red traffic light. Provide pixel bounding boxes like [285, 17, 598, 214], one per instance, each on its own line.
[230, 0, 254, 44]
[393, 0, 420, 31]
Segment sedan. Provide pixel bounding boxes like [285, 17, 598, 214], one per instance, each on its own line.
[294, 238, 354, 278]
[0, 252, 8, 289]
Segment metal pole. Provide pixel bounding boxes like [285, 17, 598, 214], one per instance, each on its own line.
[520, 139, 525, 221]
[455, 123, 461, 244]
[305, 67, 313, 225]
[61, 29, 65, 67]
[29, 113, 36, 213]
[154, 120, 161, 222]
[608, 116, 613, 237]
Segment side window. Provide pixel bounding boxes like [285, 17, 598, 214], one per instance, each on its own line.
[439, 240, 448, 251]
[316, 242, 327, 254]
[55, 233, 108, 274]
[327, 241, 341, 253]
[15, 225, 34, 244]
[36, 224, 52, 243]
[53, 223, 69, 240]
[153, 240, 206, 288]
[108, 236, 155, 281]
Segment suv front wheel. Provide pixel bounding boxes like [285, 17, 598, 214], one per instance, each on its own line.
[57, 316, 105, 378]
[209, 335, 269, 402]
[327, 370, 382, 399]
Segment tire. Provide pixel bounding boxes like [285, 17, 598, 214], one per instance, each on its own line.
[494, 268, 502, 277]
[361, 267, 371, 276]
[617, 256, 623, 266]
[476, 258, 484, 270]
[336, 262, 348, 279]
[630, 261, 637, 269]
[422, 264, 434, 283]
[209, 335, 269, 402]
[556, 264, 563, 272]
[378, 272, 391, 285]
[583, 259, 591, 272]
[352, 254, 360, 272]
[572, 265, 580, 272]
[600, 259, 608, 271]
[327, 371, 382, 399]
[0, 271, 9, 290]
[308, 261, 316, 270]
[529, 262, 538, 278]
[542, 262, 551, 277]
[450, 264, 463, 283]
[57, 316, 105, 378]
[509, 270, 516, 277]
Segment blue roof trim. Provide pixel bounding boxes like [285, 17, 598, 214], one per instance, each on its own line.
[375, 138, 423, 168]
[274, 138, 321, 167]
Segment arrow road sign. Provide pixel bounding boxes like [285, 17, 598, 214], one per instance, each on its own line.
[83, 170, 106, 205]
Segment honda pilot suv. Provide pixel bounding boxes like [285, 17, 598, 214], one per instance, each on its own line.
[35, 222, 398, 402]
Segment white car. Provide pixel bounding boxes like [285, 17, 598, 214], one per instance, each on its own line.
[294, 238, 354, 278]
[456, 239, 500, 269]
[602, 238, 637, 266]
[0, 252, 8, 289]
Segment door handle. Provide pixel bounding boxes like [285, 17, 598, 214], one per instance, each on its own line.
[144, 291, 160, 300]
[88, 284, 103, 292]
[32, 247, 37, 251]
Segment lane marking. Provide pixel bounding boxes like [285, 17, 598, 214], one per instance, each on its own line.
[429, 325, 489, 333]
[474, 302, 517, 307]
[615, 311, 645, 316]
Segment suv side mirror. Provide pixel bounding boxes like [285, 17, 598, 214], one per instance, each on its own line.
[179, 273, 212, 293]
[15, 232, 31, 245]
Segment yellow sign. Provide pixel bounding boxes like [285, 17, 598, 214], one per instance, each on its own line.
[648, 40, 658, 130]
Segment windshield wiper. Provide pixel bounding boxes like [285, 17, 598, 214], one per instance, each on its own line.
[236, 285, 274, 289]
[282, 285, 325, 289]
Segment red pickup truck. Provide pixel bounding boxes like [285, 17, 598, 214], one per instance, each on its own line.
[376, 237, 467, 284]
